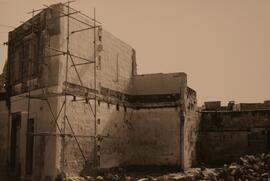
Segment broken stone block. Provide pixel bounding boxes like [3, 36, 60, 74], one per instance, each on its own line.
[137, 178, 148, 181]
[96, 176, 104, 180]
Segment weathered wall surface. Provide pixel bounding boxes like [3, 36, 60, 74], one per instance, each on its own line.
[127, 73, 188, 168]
[97, 103, 132, 169]
[6, 3, 64, 181]
[7, 3, 62, 96]
[62, 97, 132, 175]
[60, 97, 95, 176]
[127, 107, 181, 167]
[56, 4, 137, 176]
[58, 5, 135, 94]
[132, 73, 186, 95]
[199, 110, 270, 165]
[59, 72, 189, 175]
[182, 87, 199, 169]
[62, 97, 183, 176]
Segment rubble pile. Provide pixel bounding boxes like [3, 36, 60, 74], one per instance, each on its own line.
[64, 153, 270, 181]
[194, 152, 270, 181]
[214, 153, 270, 181]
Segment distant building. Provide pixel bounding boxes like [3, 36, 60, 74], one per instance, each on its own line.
[199, 101, 270, 165]
[0, 3, 198, 180]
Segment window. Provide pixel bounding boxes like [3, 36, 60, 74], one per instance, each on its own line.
[10, 113, 21, 172]
[116, 104, 119, 111]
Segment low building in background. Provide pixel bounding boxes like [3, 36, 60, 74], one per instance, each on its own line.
[199, 101, 270, 165]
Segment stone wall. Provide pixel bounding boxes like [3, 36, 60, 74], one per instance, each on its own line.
[199, 110, 270, 165]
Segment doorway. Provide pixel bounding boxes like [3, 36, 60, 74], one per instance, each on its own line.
[10, 113, 21, 176]
[25, 118, 34, 175]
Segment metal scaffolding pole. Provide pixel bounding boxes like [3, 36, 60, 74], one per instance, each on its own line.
[26, 8, 35, 148]
[93, 7, 98, 167]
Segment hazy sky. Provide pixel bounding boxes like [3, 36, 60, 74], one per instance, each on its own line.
[0, 0, 269, 105]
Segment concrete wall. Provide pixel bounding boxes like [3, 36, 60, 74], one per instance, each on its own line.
[199, 110, 270, 165]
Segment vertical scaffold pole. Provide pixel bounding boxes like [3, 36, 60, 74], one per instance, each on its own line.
[26, 8, 35, 140]
[93, 7, 97, 168]
[62, 0, 70, 170]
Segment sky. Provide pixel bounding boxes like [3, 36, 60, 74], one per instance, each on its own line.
[0, 0, 269, 105]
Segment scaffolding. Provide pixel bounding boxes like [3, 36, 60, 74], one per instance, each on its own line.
[8, 0, 103, 173]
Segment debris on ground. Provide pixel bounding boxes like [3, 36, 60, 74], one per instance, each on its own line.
[66, 152, 270, 181]
[215, 152, 270, 181]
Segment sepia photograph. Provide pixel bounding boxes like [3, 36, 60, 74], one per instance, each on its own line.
[0, 0, 270, 180]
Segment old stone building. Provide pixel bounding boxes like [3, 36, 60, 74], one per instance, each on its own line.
[1, 2, 269, 181]
[0, 3, 199, 181]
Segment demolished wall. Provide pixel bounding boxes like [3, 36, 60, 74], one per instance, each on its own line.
[182, 87, 199, 169]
